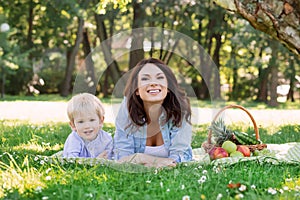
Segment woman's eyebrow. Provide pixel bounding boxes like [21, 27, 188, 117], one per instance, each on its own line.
[140, 73, 151, 77]
[140, 72, 164, 76]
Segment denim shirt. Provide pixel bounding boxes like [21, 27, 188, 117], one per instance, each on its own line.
[113, 97, 193, 163]
[63, 130, 113, 159]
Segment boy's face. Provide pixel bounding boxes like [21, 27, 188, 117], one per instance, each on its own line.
[70, 111, 103, 141]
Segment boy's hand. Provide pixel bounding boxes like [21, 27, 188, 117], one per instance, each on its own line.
[97, 150, 108, 159]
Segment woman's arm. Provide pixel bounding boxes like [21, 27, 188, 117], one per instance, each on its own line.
[168, 119, 193, 162]
[113, 98, 135, 159]
[118, 153, 176, 168]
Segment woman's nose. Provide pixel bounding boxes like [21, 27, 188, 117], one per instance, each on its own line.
[149, 82, 157, 86]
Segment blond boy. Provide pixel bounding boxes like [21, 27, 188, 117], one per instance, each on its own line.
[63, 93, 113, 159]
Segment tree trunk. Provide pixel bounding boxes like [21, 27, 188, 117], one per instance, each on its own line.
[287, 56, 296, 102]
[268, 41, 279, 107]
[214, 0, 300, 57]
[129, 0, 145, 69]
[27, 0, 34, 51]
[256, 68, 269, 102]
[256, 49, 269, 102]
[94, 14, 121, 84]
[81, 28, 97, 94]
[212, 33, 222, 100]
[60, 18, 84, 97]
[230, 49, 238, 100]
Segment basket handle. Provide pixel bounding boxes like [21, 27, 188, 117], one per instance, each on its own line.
[207, 104, 260, 144]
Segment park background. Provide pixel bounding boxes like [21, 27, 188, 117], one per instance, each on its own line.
[0, 1, 300, 200]
[0, 0, 299, 106]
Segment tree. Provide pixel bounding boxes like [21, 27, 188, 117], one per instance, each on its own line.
[214, 0, 300, 57]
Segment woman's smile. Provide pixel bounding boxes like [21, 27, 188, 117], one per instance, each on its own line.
[147, 89, 161, 94]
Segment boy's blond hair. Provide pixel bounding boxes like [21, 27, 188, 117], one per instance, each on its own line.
[67, 93, 105, 123]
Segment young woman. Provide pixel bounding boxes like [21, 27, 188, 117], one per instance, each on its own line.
[113, 58, 192, 168]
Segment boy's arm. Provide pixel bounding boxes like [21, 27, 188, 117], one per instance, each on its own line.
[63, 133, 83, 158]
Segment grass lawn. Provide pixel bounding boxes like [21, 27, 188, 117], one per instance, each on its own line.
[0, 120, 299, 199]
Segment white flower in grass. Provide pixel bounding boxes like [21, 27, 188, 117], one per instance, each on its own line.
[146, 180, 151, 183]
[44, 157, 48, 162]
[198, 165, 202, 169]
[216, 193, 223, 200]
[234, 194, 244, 199]
[182, 195, 190, 200]
[295, 185, 300, 191]
[283, 186, 289, 190]
[251, 185, 256, 189]
[198, 175, 207, 184]
[239, 184, 247, 192]
[85, 193, 93, 197]
[267, 187, 277, 195]
[154, 169, 158, 174]
[34, 156, 39, 161]
[160, 182, 163, 188]
[42, 196, 49, 200]
[202, 170, 208, 174]
[285, 178, 292, 182]
[45, 176, 51, 181]
[45, 168, 52, 174]
[279, 189, 284, 194]
[181, 184, 185, 190]
[213, 166, 220, 173]
[166, 188, 170, 192]
[35, 186, 42, 193]
[40, 160, 45, 165]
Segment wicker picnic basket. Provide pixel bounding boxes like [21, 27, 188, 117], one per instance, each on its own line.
[202, 104, 267, 153]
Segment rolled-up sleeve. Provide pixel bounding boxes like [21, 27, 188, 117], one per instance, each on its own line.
[168, 120, 193, 162]
[113, 98, 135, 160]
[63, 132, 84, 158]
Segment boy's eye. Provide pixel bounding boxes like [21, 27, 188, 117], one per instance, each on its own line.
[141, 77, 149, 81]
[157, 76, 165, 80]
[90, 119, 96, 122]
[77, 120, 84, 123]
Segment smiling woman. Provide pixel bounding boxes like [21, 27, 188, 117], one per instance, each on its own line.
[113, 58, 192, 168]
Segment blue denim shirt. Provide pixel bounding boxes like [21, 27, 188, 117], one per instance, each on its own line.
[113, 97, 193, 163]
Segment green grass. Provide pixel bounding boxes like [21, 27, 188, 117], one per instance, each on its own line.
[0, 120, 300, 199]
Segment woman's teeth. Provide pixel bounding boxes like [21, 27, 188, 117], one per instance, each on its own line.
[148, 89, 160, 93]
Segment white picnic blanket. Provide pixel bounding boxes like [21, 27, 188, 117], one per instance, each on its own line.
[192, 142, 300, 165]
[49, 142, 300, 167]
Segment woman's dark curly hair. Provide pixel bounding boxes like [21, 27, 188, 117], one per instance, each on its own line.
[124, 58, 191, 127]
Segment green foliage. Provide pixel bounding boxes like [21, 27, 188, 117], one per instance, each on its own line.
[36, 52, 67, 94]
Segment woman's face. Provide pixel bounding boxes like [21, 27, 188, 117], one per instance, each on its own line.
[136, 63, 168, 104]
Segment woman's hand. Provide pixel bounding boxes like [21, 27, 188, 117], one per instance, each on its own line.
[118, 153, 177, 168]
[97, 150, 108, 159]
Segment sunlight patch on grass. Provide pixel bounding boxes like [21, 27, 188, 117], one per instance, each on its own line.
[0, 154, 45, 198]
[282, 177, 300, 192]
[12, 142, 62, 153]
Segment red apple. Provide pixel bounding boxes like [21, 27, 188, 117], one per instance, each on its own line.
[237, 145, 251, 157]
[209, 147, 229, 160]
